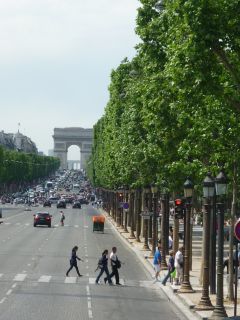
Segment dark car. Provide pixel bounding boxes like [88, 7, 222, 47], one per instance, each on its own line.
[79, 198, 89, 205]
[43, 200, 51, 207]
[57, 200, 66, 209]
[72, 201, 81, 209]
[33, 212, 52, 227]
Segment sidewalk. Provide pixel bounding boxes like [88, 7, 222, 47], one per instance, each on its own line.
[101, 209, 240, 320]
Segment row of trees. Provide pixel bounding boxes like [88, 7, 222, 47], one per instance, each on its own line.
[0, 146, 60, 188]
[87, 0, 240, 300]
[88, 0, 240, 192]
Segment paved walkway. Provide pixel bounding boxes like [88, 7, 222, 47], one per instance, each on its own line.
[101, 209, 240, 320]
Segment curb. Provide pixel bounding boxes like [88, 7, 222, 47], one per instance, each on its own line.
[101, 210, 201, 320]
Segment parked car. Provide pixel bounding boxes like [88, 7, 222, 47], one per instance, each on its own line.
[57, 200, 66, 209]
[33, 212, 52, 227]
[43, 200, 51, 207]
[72, 201, 81, 209]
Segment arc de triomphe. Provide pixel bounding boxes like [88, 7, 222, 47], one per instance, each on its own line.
[53, 127, 93, 170]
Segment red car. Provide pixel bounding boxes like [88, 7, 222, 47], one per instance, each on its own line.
[33, 212, 52, 228]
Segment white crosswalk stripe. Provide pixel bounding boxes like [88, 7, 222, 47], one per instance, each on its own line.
[13, 274, 27, 281]
[89, 277, 125, 285]
[64, 276, 77, 284]
[0, 273, 153, 287]
[38, 275, 52, 283]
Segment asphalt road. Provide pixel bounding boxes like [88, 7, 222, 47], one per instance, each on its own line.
[0, 204, 187, 320]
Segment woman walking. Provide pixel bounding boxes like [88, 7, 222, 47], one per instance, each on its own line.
[66, 246, 83, 277]
[95, 249, 112, 285]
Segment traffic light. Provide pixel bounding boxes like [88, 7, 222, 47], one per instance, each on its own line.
[174, 198, 185, 219]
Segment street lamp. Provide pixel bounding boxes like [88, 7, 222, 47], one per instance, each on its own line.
[196, 173, 214, 310]
[151, 183, 158, 256]
[210, 170, 228, 319]
[179, 177, 194, 293]
[142, 185, 151, 250]
[116, 187, 123, 227]
[123, 185, 129, 233]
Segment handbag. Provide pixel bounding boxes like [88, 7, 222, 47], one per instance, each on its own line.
[115, 258, 121, 269]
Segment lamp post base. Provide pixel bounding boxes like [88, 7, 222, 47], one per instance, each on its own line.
[161, 259, 168, 270]
[209, 306, 227, 320]
[129, 231, 135, 239]
[178, 282, 195, 293]
[142, 243, 150, 250]
[195, 297, 214, 311]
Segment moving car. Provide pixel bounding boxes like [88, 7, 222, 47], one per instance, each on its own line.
[33, 212, 52, 227]
[43, 200, 51, 207]
[57, 200, 66, 209]
[72, 201, 81, 209]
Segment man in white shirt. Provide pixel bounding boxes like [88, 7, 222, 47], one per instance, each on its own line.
[174, 246, 184, 285]
[105, 247, 121, 285]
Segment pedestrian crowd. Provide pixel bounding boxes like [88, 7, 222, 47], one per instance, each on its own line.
[152, 238, 184, 286]
[65, 245, 122, 286]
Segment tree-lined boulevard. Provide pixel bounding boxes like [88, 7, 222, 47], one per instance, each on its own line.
[0, 203, 186, 320]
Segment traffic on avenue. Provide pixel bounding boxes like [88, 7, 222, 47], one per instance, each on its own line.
[0, 170, 187, 320]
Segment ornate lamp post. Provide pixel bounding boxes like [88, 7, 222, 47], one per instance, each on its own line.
[123, 185, 129, 233]
[129, 188, 135, 239]
[116, 188, 123, 227]
[142, 186, 151, 250]
[151, 183, 158, 256]
[196, 173, 214, 310]
[179, 178, 194, 293]
[210, 170, 228, 319]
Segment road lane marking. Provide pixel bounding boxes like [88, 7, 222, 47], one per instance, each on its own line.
[0, 274, 3, 278]
[13, 274, 27, 281]
[38, 275, 52, 283]
[88, 301, 92, 309]
[6, 289, 12, 296]
[74, 225, 79, 228]
[86, 285, 90, 296]
[88, 309, 93, 318]
[0, 298, 6, 304]
[64, 277, 77, 284]
[12, 283, 17, 288]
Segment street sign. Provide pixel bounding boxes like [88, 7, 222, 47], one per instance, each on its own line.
[234, 219, 240, 242]
[140, 211, 153, 220]
[123, 202, 129, 210]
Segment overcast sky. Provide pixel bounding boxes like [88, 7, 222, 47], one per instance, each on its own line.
[0, 0, 139, 159]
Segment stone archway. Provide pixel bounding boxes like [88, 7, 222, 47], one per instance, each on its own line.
[52, 127, 93, 170]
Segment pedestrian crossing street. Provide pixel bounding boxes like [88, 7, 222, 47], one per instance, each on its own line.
[0, 273, 154, 288]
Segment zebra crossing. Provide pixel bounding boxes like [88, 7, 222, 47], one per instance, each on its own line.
[0, 273, 155, 287]
[1, 222, 81, 228]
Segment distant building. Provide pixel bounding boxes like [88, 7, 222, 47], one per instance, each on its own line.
[0, 130, 38, 154]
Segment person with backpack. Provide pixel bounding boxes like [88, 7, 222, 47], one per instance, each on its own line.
[162, 250, 175, 286]
[105, 247, 122, 285]
[95, 249, 112, 285]
[66, 246, 83, 277]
